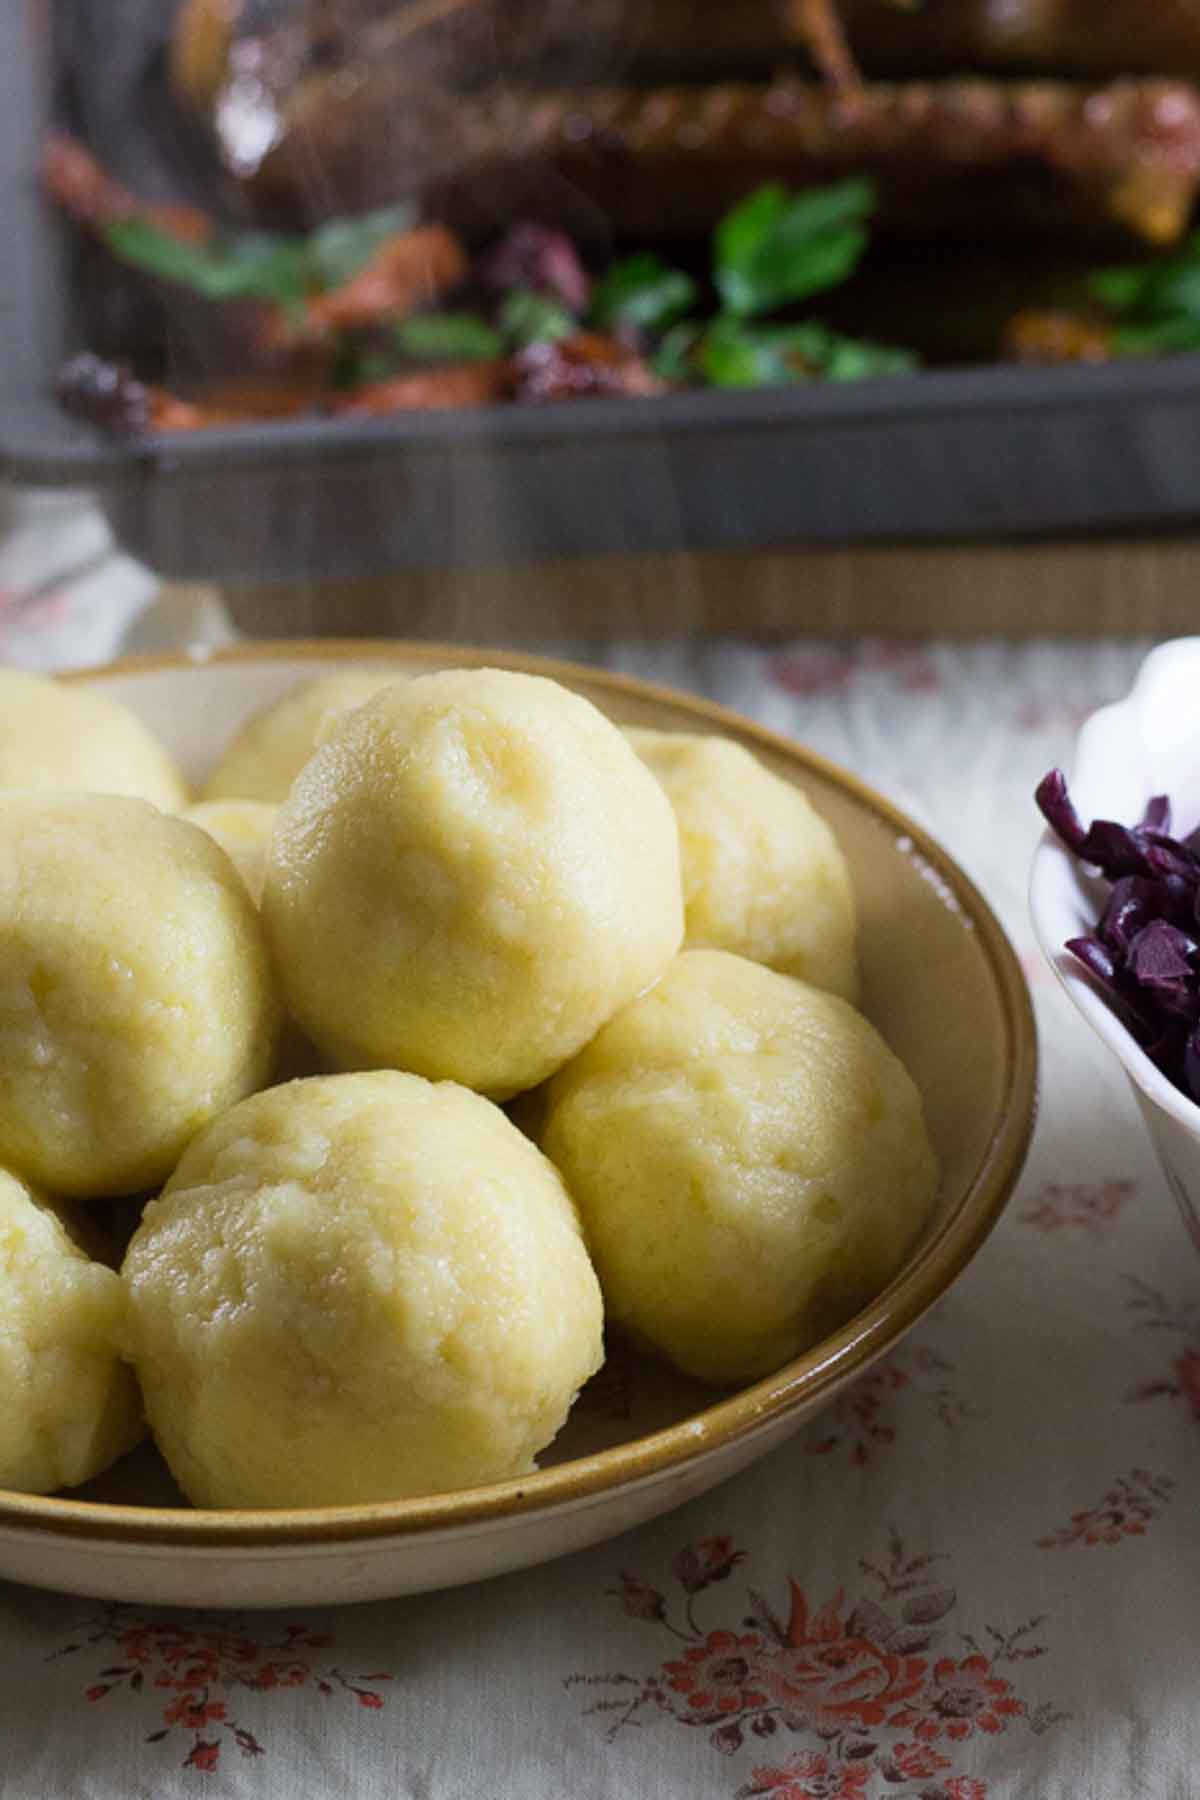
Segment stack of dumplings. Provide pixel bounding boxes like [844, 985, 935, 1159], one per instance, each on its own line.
[0, 662, 939, 1511]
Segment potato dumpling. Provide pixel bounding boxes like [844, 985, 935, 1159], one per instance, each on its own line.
[0, 668, 187, 809]
[182, 800, 277, 904]
[0, 794, 281, 1198]
[123, 1071, 604, 1508]
[202, 671, 403, 802]
[0, 1169, 143, 1493]
[542, 949, 939, 1386]
[263, 668, 684, 1098]
[627, 729, 858, 1001]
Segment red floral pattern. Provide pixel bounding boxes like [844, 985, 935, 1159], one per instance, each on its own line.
[805, 1346, 980, 1466]
[569, 1530, 1066, 1797]
[1011, 696, 1102, 733]
[51, 1606, 391, 1773]
[771, 642, 940, 700]
[666, 1631, 769, 1721]
[738, 1751, 870, 1798]
[1123, 1278, 1200, 1419]
[1019, 1180, 1135, 1237]
[891, 1656, 1022, 1742]
[1036, 1468, 1175, 1548]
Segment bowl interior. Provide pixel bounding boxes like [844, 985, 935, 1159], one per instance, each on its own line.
[45, 642, 1030, 1526]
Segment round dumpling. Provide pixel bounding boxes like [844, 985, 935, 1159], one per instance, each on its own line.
[263, 668, 684, 1098]
[123, 1071, 604, 1508]
[541, 949, 939, 1386]
[182, 800, 276, 904]
[202, 671, 403, 802]
[627, 729, 858, 1001]
[0, 794, 281, 1198]
[0, 1169, 143, 1493]
[0, 669, 187, 808]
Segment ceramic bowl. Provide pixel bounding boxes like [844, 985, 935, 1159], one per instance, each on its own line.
[0, 642, 1036, 1608]
[1030, 636, 1200, 1255]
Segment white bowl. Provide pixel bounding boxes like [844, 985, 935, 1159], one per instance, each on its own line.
[1030, 635, 1200, 1253]
[0, 642, 1035, 1609]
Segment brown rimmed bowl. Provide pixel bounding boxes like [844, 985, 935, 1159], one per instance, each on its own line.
[0, 641, 1036, 1607]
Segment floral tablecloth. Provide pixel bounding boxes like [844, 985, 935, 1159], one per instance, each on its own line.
[1, 488, 1196, 1800]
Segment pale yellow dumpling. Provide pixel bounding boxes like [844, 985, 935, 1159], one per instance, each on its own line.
[542, 950, 939, 1386]
[123, 1071, 604, 1508]
[0, 1169, 143, 1493]
[182, 801, 277, 903]
[627, 729, 858, 1001]
[202, 671, 403, 802]
[0, 794, 281, 1198]
[0, 668, 187, 808]
[263, 668, 684, 1098]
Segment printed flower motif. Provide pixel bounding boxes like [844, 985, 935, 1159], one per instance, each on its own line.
[770, 641, 940, 700]
[805, 1364, 906, 1464]
[164, 1698, 227, 1730]
[611, 1572, 668, 1622]
[1174, 1348, 1200, 1417]
[574, 1530, 1062, 1797]
[761, 1638, 926, 1734]
[804, 1346, 978, 1466]
[738, 1751, 869, 1798]
[1037, 1468, 1174, 1549]
[755, 1584, 927, 1734]
[49, 1603, 391, 1774]
[771, 651, 856, 697]
[882, 1739, 951, 1780]
[673, 1537, 746, 1594]
[894, 1655, 1022, 1742]
[664, 1631, 768, 1722]
[1019, 1179, 1134, 1237]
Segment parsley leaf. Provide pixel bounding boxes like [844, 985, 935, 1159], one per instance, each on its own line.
[714, 178, 875, 318]
[589, 254, 698, 334]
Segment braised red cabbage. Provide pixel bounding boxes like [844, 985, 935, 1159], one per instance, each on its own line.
[1036, 769, 1200, 1103]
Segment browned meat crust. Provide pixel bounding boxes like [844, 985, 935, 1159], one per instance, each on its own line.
[835, 1, 1200, 86]
[329, 358, 509, 413]
[512, 332, 663, 402]
[41, 133, 214, 244]
[1005, 309, 1117, 363]
[249, 75, 1200, 245]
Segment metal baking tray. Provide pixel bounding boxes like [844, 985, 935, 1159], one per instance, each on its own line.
[9, 1, 1200, 586]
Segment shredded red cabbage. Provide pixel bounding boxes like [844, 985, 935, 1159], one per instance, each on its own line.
[1036, 769, 1200, 1103]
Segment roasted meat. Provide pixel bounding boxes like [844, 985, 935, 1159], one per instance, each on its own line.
[834, 1, 1200, 86]
[243, 74, 1200, 246]
[511, 331, 663, 401]
[164, 0, 1200, 247]
[174, 0, 1200, 101]
[329, 358, 509, 412]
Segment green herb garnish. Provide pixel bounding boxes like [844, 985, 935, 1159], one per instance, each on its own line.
[498, 288, 577, 349]
[304, 206, 416, 289]
[589, 254, 698, 334]
[102, 204, 418, 311]
[691, 317, 916, 388]
[713, 178, 875, 318]
[102, 180, 915, 399]
[1088, 234, 1200, 358]
[391, 312, 503, 362]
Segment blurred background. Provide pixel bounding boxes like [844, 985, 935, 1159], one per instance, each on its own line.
[9, 0, 1200, 650]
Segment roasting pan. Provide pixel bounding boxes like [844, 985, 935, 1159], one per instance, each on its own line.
[7, 0, 1200, 584]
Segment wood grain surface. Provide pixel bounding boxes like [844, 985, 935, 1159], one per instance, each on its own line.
[219, 536, 1200, 641]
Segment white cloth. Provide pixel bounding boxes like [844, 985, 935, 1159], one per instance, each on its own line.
[0, 487, 1191, 1800]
